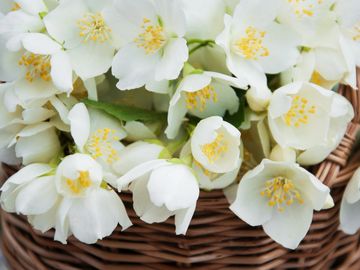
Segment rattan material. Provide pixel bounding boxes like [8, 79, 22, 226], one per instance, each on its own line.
[1, 69, 360, 270]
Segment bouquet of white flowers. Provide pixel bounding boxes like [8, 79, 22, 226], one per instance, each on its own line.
[0, 0, 359, 259]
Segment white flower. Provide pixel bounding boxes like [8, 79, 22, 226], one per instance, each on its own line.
[277, 0, 336, 48]
[0, 163, 55, 214]
[180, 140, 240, 190]
[68, 103, 127, 184]
[278, 0, 359, 88]
[0, 83, 62, 165]
[110, 0, 188, 90]
[0, 0, 46, 51]
[216, 0, 301, 90]
[13, 124, 61, 165]
[230, 159, 330, 249]
[54, 153, 132, 244]
[44, 0, 119, 80]
[268, 82, 354, 165]
[333, 0, 360, 88]
[0, 33, 73, 94]
[117, 159, 200, 235]
[340, 168, 360, 234]
[1, 154, 132, 244]
[165, 71, 247, 139]
[191, 116, 242, 174]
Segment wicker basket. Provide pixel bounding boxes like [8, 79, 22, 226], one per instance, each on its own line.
[1, 70, 360, 270]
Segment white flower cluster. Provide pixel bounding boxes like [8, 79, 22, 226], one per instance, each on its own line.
[0, 0, 358, 249]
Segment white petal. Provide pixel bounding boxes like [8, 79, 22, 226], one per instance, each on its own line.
[263, 201, 313, 249]
[179, 74, 211, 92]
[28, 203, 58, 233]
[154, 0, 186, 37]
[175, 205, 196, 235]
[155, 38, 188, 81]
[233, 0, 281, 27]
[230, 170, 272, 226]
[68, 188, 131, 244]
[165, 93, 188, 139]
[68, 42, 114, 80]
[113, 141, 163, 176]
[16, 0, 47, 14]
[44, 0, 87, 49]
[51, 50, 73, 92]
[15, 176, 58, 215]
[54, 197, 72, 244]
[340, 199, 360, 235]
[117, 160, 169, 190]
[258, 23, 301, 74]
[112, 44, 159, 90]
[49, 97, 70, 125]
[147, 164, 199, 211]
[68, 103, 90, 152]
[16, 127, 61, 165]
[343, 169, 360, 204]
[1, 163, 52, 187]
[22, 33, 61, 55]
[132, 178, 173, 223]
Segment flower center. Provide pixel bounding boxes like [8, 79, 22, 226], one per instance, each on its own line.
[194, 160, 217, 178]
[11, 3, 21, 11]
[86, 128, 120, 164]
[18, 53, 51, 82]
[352, 24, 360, 41]
[185, 85, 218, 112]
[287, 0, 324, 18]
[261, 176, 304, 212]
[201, 133, 228, 164]
[233, 26, 269, 60]
[65, 171, 92, 195]
[134, 18, 166, 55]
[284, 95, 316, 127]
[78, 12, 112, 43]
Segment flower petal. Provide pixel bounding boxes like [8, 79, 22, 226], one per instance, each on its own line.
[147, 164, 199, 211]
[67, 188, 131, 244]
[51, 50, 73, 92]
[15, 175, 58, 215]
[117, 160, 169, 190]
[263, 201, 313, 249]
[22, 33, 62, 55]
[112, 43, 159, 90]
[175, 205, 196, 235]
[113, 141, 163, 176]
[68, 103, 90, 152]
[155, 38, 188, 81]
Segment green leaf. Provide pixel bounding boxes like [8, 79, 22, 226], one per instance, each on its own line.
[224, 90, 246, 127]
[83, 99, 167, 122]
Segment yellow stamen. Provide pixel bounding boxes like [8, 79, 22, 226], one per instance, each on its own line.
[65, 171, 92, 195]
[78, 13, 111, 43]
[134, 18, 166, 54]
[261, 176, 304, 212]
[86, 128, 120, 164]
[233, 26, 269, 60]
[201, 133, 228, 164]
[283, 95, 316, 127]
[18, 53, 51, 82]
[185, 85, 217, 112]
[11, 3, 21, 11]
[287, 0, 323, 18]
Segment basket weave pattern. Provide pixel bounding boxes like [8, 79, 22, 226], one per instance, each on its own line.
[1, 69, 360, 270]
